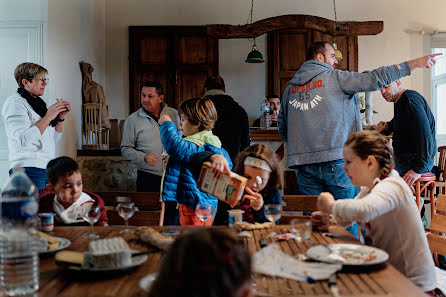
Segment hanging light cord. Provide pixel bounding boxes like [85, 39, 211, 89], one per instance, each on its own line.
[332, 0, 337, 22]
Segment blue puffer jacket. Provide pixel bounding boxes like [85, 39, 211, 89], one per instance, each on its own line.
[160, 121, 232, 210]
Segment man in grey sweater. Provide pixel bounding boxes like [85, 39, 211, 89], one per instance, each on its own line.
[121, 81, 179, 192]
[278, 41, 439, 237]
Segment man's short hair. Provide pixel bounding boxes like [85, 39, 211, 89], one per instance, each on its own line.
[141, 81, 163, 96]
[14, 62, 48, 88]
[306, 41, 329, 61]
[266, 94, 280, 101]
[204, 75, 225, 91]
[46, 156, 80, 185]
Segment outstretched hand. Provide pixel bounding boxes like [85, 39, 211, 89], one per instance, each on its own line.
[243, 187, 264, 211]
[208, 154, 231, 178]
[317, 192, 336, 214]
[158, 115, 172, 125]
[407, 53, 442, 70]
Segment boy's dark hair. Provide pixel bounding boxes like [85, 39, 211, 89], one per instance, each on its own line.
[141, 80, 163, 95]
[306, 41, 329, 61]
[234, 143, 283, 197]
[148, 228, 251, 297]
[204, 75, 225, 91]
[46, 156, 80, 185]
[178, 97, 218, 131]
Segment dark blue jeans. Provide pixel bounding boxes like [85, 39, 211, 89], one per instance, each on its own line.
[294, 159, 359, 238]
[9, 167, 47, 190]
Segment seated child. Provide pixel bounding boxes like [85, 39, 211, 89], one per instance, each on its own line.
[39, 156, 108, 226]
[314, 130, 436, 294]
[159, 97, 232, 226]
[208, 144, 283, 225]
[147, 228, 253, 297]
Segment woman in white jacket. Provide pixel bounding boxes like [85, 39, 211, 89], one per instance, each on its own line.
[2, 62, 70, 189]
[315, 130, 436, 294]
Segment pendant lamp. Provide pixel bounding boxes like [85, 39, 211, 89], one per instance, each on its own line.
[245, 0, 265, 63]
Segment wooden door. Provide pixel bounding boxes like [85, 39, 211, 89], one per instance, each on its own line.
[267, 29, 358, 97]
[129, 26, 218, 113]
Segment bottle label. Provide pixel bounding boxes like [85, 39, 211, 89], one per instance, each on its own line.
[1, 200, 38, 219]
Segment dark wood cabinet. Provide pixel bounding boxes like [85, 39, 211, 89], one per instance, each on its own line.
[267, 29, 358, 97]
[129, 26, 218, 112]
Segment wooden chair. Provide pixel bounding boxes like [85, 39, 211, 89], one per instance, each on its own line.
[279, 195, 318, 224]
[409, 172, 436, 219]
[95, 191, 162, 226]
[427, 194, 446, 267]
[435, 146, 446, 195]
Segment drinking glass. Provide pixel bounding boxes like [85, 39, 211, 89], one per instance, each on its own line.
[83, 206, 101, 239]
[264, 204, 282, 235]
[195, 203, 213, 226]
[116, 202, 135, 234]
[290, 217, 312, 254]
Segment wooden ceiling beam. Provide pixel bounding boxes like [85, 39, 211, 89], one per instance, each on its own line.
[206, 14, 383, 38]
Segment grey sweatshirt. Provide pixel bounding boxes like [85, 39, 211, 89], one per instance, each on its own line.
[121, 103, 179, 176]
[278, 60, 411, 167]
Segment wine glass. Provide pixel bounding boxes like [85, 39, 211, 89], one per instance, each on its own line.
[264, 204, 282, 235]
[116, 202, 135, 234]
[195, 203, 213, 226]
[83, 206, 101, 239]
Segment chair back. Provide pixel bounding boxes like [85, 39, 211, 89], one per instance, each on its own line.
[438, 146, 446, 182]
[280, 195, 318, 224]
[95, 191, 162, 226]
[427, 194, 446, 266]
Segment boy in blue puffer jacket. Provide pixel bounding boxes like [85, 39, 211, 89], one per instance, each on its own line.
[158, 97, 232, 226]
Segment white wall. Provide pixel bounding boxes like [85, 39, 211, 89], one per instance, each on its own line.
[105, 0, 446, 126]
[47, 0, 106, 156]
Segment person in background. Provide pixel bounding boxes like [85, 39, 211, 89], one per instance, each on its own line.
[2, 62, 71, 189]
[314, 130, 436, 295]
[278, 41, 440, 238]
[39, 156, 108, 226]
[159, 97, 231, 226]
[147, 228, 253, 297]
[376, 80, 436, 186]
[206, 144, 282, 225]
[252, 95, 281, 127]
[121, 81, 180, 192]
[203, 75, 250, 163]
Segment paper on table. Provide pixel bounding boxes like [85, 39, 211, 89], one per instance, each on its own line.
[252, 244, 342, 281]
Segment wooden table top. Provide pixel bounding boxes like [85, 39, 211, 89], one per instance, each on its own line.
[0, 225, 427, 297]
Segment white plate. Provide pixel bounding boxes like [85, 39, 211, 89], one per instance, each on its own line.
[39, 237, 71, 257]
[140, 272, 158, 292]
[306, 244, 389, 266]
[68, 253, 148, 273]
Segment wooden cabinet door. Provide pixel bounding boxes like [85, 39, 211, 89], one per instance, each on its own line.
[267, 29, 358, 97]
[129, 26, 218, 113]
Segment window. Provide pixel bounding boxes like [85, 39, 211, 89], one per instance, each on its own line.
[431, 47, 446, 146]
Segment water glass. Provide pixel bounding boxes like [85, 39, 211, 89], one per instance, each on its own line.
[195, 203, 213, 226]
[264, 204, 282, 225]
[83, 206, 101, 239]
[290, 217, 312, 247]
[116, 202, 135, 234]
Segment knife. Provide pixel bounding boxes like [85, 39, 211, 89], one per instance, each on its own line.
[328, 274, 340, 297]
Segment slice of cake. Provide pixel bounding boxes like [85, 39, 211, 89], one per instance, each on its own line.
[84, 237, 132, 269]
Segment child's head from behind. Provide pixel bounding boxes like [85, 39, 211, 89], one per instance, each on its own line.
[148, 228, 252, 297]
[178, 97, 217, 136]
[46, 156, 83, 208]
[343, 130, 394, 187]
[234, 144, 283, 194]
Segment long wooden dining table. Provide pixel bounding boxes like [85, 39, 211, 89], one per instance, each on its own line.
[0, 225, 428, 297]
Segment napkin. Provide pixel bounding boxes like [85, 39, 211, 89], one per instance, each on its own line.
[252, 244, 342, 281]
[53, 192, 95, 224]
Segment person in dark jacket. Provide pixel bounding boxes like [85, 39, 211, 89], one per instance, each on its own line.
[203, 75, 251, 163]
[376, 80, 436, 186]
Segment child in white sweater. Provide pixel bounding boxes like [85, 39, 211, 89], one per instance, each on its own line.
[314, 130, 436, 294]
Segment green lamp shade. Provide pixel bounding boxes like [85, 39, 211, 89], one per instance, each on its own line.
[245, 44, 265, 63]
